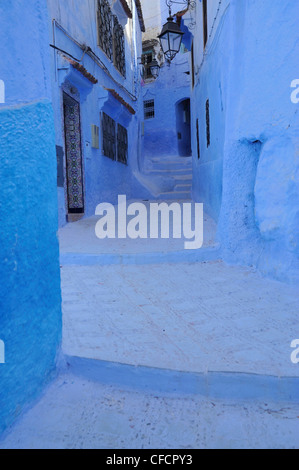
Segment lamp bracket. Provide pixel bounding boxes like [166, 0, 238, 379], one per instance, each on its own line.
[166, 0, 196, 15]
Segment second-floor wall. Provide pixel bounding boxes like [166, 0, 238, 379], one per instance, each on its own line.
[48, 0, 144, 96]
[47, 0, 151, 225]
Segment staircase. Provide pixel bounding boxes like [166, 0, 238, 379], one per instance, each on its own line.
[140, 155, 193, 200]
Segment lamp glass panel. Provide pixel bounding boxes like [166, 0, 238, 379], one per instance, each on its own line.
[160, 35, 169, 54]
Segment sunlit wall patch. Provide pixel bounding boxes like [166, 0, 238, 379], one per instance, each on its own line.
[0, 340, 5, 364]
[0, 80, 5, 104]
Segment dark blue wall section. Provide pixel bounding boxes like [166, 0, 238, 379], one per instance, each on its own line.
[0, 100, 62, 434]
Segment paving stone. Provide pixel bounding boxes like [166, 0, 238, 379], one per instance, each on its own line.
[1, 374, 298, 449]
[61, 261, 299, 378]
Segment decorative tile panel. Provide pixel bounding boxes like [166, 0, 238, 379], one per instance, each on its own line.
[63, 92, 84, 214]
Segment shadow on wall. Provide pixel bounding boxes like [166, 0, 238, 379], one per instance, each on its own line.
[219, 135, 299, 283]
[254, 136, 299, 282]
[218, 138, 264, 266]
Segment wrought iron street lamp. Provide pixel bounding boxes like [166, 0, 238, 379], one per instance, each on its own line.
[158, 13, 184, 61]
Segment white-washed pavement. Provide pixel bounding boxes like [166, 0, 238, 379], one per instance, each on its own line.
[61, 260, 299, 379]
[1, 207, 299, 449]
[0, 373, 299, 449]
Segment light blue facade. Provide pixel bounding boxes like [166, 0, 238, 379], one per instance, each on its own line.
[48, 0, 151, 227]
[142, 53, 192, 160]
[188, 0, 299, 283]
[140, 0, 191, 162]
[0, 0, 62, 433]
[0, 0, 152, 436]
[0, 0, 298, 441]
[138, 0, 192, 200]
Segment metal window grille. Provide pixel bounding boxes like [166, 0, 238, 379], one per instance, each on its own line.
[117, 124, 128, 165]
[113, 15, 126, 77]
[102, 112, 116, 160]
[206, 99, 210, 148]
[97, 0, 113, 60]
[144, 99, 155, 120]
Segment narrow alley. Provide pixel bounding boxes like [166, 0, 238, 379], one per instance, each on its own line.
[1, 207, 299, 449]
[0, 0, 299, 452]
[1, 221, 299, 448]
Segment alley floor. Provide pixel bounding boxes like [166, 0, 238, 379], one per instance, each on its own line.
[1, 207, 299, 449]
[1, 373, 299, 449]
[61, 262, 299, 378]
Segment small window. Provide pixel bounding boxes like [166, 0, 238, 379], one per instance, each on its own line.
[203, 0, 208, 49]
[113, 15, 126, 77]
[205, 99, 210, 148]
[97, 0, 113, 60]
[196, 119, 200, 159]
[117, 124, 128, 165]
[97, 0, 125, 77]
[144, 100, 155, 120]
[102, 113, 128, 164]
[142, 50, 154, 79]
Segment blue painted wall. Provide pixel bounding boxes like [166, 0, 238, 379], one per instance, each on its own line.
[48, 0, 152, 227]
[190, 0, 299, 283]
[0, 1, 62, 434]
[142, 52, 192, 160]
[139, 0, 192, 163]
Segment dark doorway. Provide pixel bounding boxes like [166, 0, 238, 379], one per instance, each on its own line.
[176, 98, 192, 157]
[63, 92, 84, 217]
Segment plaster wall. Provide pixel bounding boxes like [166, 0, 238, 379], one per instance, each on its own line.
[48, 0, 151, 226]
[142, 52, 191, 160]
[140, 0, 164, 42]
[0, 0, 62, 434]
[191, 0, 299, 283]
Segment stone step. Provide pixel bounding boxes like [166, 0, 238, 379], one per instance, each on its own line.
[141, 155, 193, 200]
[158, 190, 191, 200]
[63, 355, 299, 404]
[173, 176, 192, 186]
[144, 168, 193, 177]
[174, 173, 193, 180]
[149, 155, 192, 163]
[174, 184, 192, 192]
[147, 161, 193, 171]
